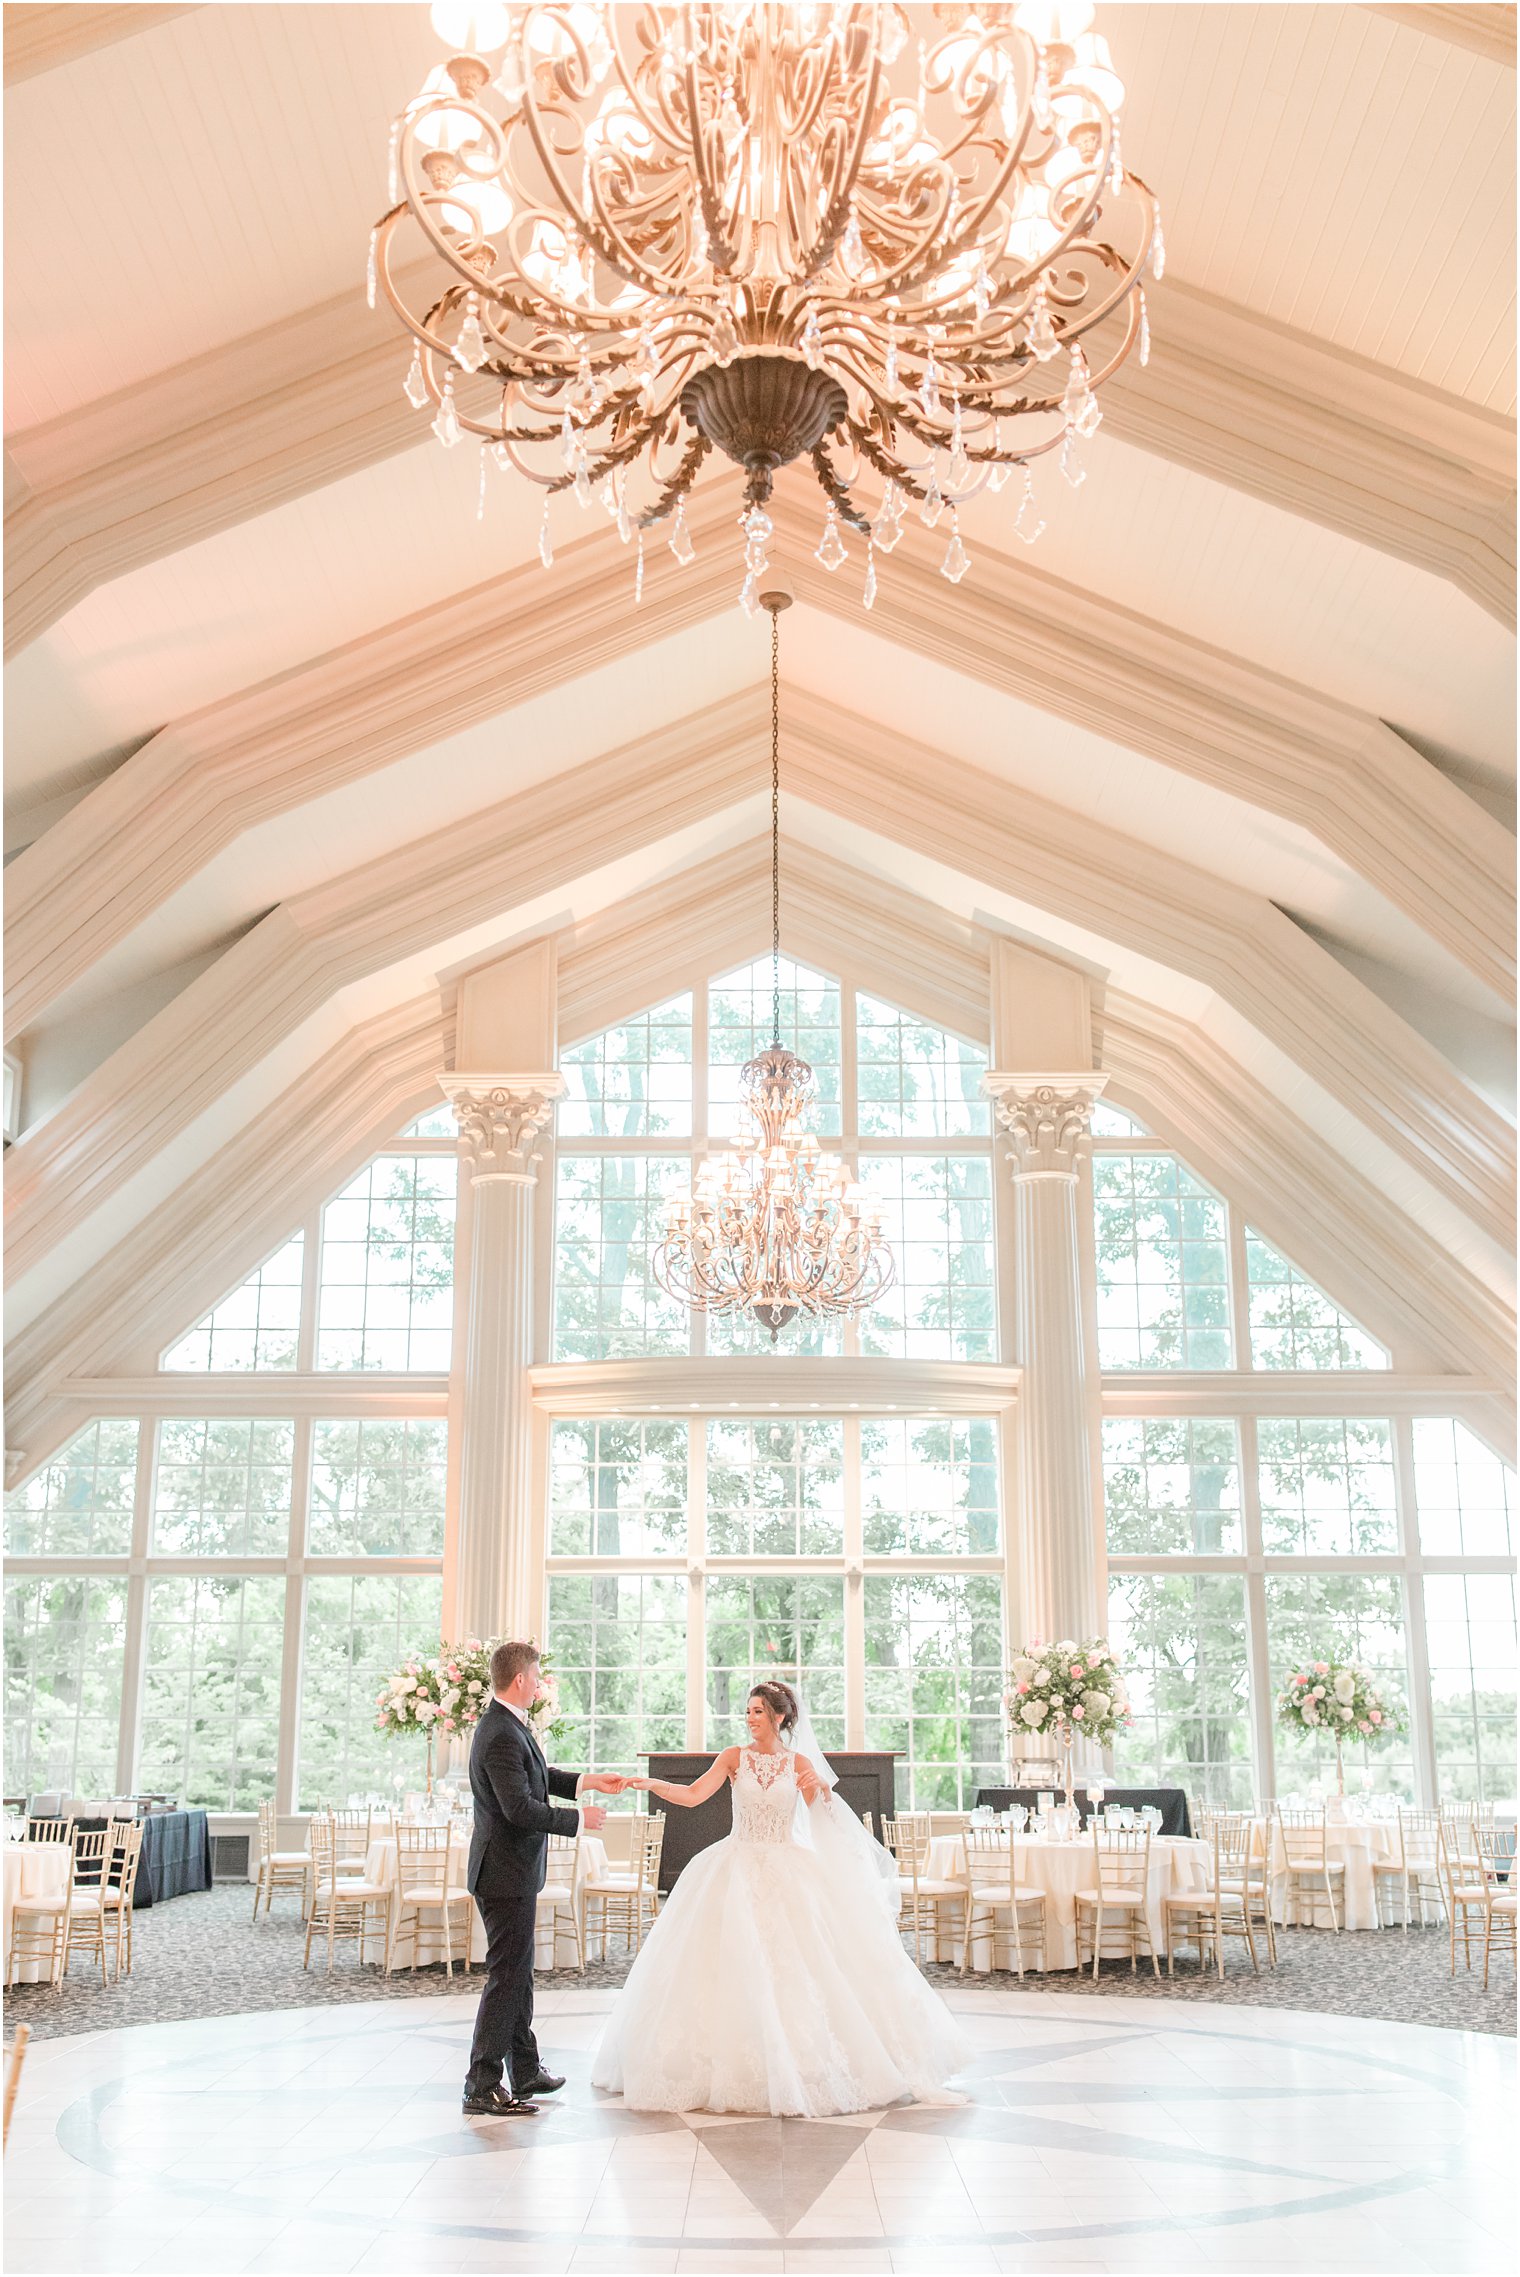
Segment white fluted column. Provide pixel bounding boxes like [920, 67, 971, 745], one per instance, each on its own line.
[985, 1073, 1107, 1646]
[441, 1074, 564, 1643]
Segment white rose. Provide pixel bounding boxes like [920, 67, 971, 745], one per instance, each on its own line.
[1084, 1690, 1111, 1718]
[1021, 1699, 1048, 1726]
[394, 1676, 415, 1694]
[417, 1702, 437, 1723]
[1035, 1672, 1050, 1689]
[1010, 1656, 1037, 1683]
[1302, 1701, 1319, 1725]
[1055, 1640, 1077, 1656]
[1338, 1707, 1352, 1722]
[1333, 1673, 1356, 1705]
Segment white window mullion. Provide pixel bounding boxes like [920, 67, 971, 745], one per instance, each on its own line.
[277, 1417, 313, 1814]
[687, 1419, 707, 1750]
[843, 1415, 864, 1749]
[1393, 1414, 1438, 1805]
[115, 1423, 158, 1795]
[1238, 1414, 1276, 1807]
[1226, 1202, 1252, 1373]
[297, 1206, 322, 1373]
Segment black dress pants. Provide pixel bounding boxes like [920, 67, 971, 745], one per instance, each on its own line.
[465, 1884, 540, 2095]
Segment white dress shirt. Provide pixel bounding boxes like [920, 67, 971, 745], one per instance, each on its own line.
[499, 1695, 586, 1799]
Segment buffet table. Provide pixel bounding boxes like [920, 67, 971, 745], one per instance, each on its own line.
[26, 1810, 211, 1907]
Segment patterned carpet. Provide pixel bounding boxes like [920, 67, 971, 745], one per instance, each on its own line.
[7, 1880, 1513, 2042]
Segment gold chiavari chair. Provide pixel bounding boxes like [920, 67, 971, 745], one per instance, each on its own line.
[1273, 1804, 1345, 1931]
[959, 1824, 1046, 1979]
[883, 1813, 966, 1967]
[536, 1831, 584, 1972]
[23, 1815, 72, 1848]
[99, 1819, 145, 1978]
[1370, 1808, 1433, 1932]
[1439, 1822, 1516, 1988]
[1075, 1825, 1160, 1979]
[59, 1827, 111, 1986]
[1164, 1822, 1258, 1978]
[328, 1807, 372, 1879]
[385, 1823, 472, 1976]
[584, 1814, 665, 1958]
[3, 2027, 29, 2150]
[251, 1800, 310, 1921]
[303, 1814, 389, 1973]
[1217, 1812, 1276, 1967]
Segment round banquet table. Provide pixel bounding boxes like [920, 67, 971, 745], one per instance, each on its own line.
[921, 1831, 1213, 1973]
[363, 1832, 609, 1969]
[3, 1841, 71, 1984]
[1261, 1815, 1401, 1930]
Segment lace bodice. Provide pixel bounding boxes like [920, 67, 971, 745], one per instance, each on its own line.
[731, 1746, 798, 1846]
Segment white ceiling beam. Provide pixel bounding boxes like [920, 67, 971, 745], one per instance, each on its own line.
[1366, 5, 1517, 65]
[6, 254, 1513, 661]
[1102, 277, 1515, 630]
[7, 696, 1510, 1335]
[2, 3, 194, 85]
[9, 479, 1508, 1045]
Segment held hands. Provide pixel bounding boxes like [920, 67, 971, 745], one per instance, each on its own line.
[580, 1772, 627, 1795]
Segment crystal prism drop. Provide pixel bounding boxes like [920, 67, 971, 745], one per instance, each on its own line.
[491, 440, 511, 472]
[884, 330, 900, 394]
[988, 461, 1011, 494]
[874, 481, 903, 554]
[403, 346, 428, 410]
[920, 473, 944, 529]
[387, 120, 401, 206]
[973, 255, 991, 322]
[1014, 466, 1045, 545]
[432, 384, 462, 447]
[739, 569, 761, 617]
[538, 498, 554, 569]
[801, 306, 824, 368]
[841, 213, 864, 273]
[669, 499, 695, 565]
[1061, 345, 1102, 439]
[455, 307, 488, 374]
[1108, 120, 1125, 192]
[1033, 58, 1052, 131]
[1028, 292, 1061, 362]
[560, 407, 576, 468]
[940, 514, 969, 584]
[572, 452, 593, 509]
[712, 311, 739, 365]
[1152, 213, 1166, 280]
[815, 507, 847, 571]
[1138, 288, 1151, 367]
[1060, 430, 1086, 488]
[616, 475, 632, 546]
[570, 348, 596, 417]
[920, 356, 941, 419]
[366, 229, 378, 311]
[879, 6, 906, 62]
[863, 545, 878, 611]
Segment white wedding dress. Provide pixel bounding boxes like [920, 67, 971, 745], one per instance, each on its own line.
[590, 1745, 971, 2116]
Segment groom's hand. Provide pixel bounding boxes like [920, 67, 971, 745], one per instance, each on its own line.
[580, 1772, 624, 1794]
[581, 1805, 607, 1831]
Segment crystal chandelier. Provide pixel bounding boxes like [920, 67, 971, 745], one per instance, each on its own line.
[651, 583, 894, 1340]
[372, 2, 1160, 604]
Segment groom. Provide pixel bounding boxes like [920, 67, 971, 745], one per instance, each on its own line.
[463, 1639, 624, 2118]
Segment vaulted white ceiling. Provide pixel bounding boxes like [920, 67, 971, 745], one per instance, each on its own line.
[4, 0, 1515, 1469]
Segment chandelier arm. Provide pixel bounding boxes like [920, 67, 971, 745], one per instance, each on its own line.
[807, 445, 873, 535]
[631, 433, 710, 528]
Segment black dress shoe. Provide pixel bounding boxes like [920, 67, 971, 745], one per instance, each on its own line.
[461, 2086, 540, 2118]
[514, 2069, 565, 2096]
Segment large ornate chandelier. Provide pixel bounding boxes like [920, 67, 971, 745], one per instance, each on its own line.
[372, 2, 1160, 604]
[652, 584, 894, 1339]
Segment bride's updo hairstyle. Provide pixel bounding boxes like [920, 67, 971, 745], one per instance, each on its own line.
[748, 1679, 799, 1737]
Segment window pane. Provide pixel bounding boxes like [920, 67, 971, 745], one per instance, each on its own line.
[4, 1420, 138, 1556]
[862, 1574, 1004, 1810]
[706, 1420, 844, 1555]
[1101, 1418, 1242, 1555]
[315, 1156, 456, 1371]
[139, 1576, 284, 1810]
[1090, 1103, 1150, 1137]
[548, 1573, 687, 1778]
[1106, 1572, 1253, 1807]
[560, 994, 693, 1138]
[709, 957, 841, 1133]
[553, 1154, 691, 1359]
[1257, 1418, 1397, 1555]
[707, 1577, 846, 1751]
[308, 1420, 448, 1556]
[861, 1418, 1000, 1555]
[1093, 1154, 1232, 1369]
[856, 994, 990, 1138]
[298, 1574, 444, 1807]
[4, 1577, 128, 1800]
[150, 1419, 294, 1555]
[857, 1154, 996, 1361]
[401, 1107, 455, 1138]
[549, 1420, 688, 1556]
[1423, 1572, 1517, 1807]
[161, 1236, 304, 1371]
[1413, 1419, 1516, 1557]
[1245, 1230, 1388, 1370]
[1264, 1572, 1413, 1798]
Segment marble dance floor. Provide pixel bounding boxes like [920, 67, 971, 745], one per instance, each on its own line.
[3, 1986, 1513, 2276]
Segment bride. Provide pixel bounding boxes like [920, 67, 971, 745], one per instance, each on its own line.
[590, 1678, 970, 2116]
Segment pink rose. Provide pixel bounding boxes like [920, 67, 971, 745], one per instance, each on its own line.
[1358, 1722, 1371, 1734]
[1017, 1682, 1030, 1695]
[1370, 1710, 1382, 1725]
[1071, 1663, 1085, 1679]
[1314, 1662, 1329, 1674]
[1312, 1686, 1325, 1699]
[1294, 1674, 1308, 1686]
[447, 1664, 459, 1680]
[1073, 1705, 1085, 1719]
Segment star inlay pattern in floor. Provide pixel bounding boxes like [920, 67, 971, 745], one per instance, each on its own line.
[3, 1986, 1511, 2274]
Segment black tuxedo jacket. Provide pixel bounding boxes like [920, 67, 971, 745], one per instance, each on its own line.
[467, 1697, 581, 1901]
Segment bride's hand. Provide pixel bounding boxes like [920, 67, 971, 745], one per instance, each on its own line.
[795, 1762, 822, 1803]
[624, 1775, 649, 1791]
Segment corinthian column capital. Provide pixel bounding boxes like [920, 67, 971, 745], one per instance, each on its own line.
[440, 1073, 567, 1185]
[982, 1072, 1109, 1181]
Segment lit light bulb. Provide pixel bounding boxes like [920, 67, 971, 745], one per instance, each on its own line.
[430, 2, 512, 53]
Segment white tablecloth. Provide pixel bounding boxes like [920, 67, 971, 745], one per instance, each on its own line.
[1263, 1817, 1401, 1930]
[3, 1842, 70, 1983]
[363, 1833, 609, 1969]
[918, 1832, 1213, 1973]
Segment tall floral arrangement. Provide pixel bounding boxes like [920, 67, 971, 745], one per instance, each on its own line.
[1005, 1637, 1132, 1803]
[376, 1639, 568, 1784]
[1275, 1659, 1403, 1793]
